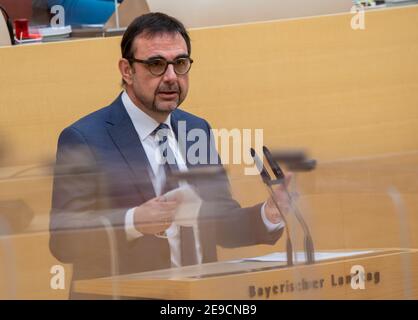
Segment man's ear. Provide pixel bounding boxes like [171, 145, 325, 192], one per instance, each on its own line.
[119, 58, 134, 85]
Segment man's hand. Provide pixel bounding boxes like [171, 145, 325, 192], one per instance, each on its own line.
[133, 196, 179, 235]
[264, 172, 293, 224]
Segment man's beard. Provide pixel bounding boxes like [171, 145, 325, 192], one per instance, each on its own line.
[131, 83, 184, 115]
[151, 96, 180, 114]
[151, 87, 183, 114]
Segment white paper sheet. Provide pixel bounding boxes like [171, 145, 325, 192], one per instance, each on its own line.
[163, 185, 202, 227]
[240, 250, 375, 262]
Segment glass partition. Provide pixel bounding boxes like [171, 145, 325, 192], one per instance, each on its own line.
[0, 1, 417, 300]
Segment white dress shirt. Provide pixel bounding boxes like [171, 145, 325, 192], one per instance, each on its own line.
[121, 91, 283, 267]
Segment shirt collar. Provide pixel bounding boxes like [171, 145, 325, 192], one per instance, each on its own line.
[122, 91, 172, 141]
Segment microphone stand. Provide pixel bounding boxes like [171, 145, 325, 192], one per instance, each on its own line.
[265, 184, 294, 267]
[250, 148, 294, 266]
[263, 146, 316, 264]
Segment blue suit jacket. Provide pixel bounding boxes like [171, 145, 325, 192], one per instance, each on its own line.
[49, 94, 282, 281]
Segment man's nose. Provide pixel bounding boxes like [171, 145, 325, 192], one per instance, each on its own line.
[162, 64, 177, 82]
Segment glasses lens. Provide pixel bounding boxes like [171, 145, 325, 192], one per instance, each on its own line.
[148, 59, 167, 75]
[173, 58, 191, 75]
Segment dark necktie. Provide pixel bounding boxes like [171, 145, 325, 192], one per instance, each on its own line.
[152, 123, 198, 266]
[152, 123, 179, 193]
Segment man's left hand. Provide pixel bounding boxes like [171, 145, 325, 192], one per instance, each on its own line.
[264, 172, 293, 224]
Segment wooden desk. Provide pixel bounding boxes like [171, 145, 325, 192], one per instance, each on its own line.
[74, 248, 418, 299]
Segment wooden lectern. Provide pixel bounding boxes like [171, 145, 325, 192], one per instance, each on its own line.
[74, 248, 418, 299]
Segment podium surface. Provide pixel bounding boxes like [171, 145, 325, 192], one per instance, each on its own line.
[74, 248, 418, 299]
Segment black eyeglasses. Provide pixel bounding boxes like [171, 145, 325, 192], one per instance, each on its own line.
[129, 57, 193, 76]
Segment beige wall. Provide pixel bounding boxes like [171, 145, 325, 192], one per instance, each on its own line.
[0, 5, 417, 299]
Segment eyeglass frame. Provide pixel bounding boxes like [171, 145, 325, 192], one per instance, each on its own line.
[128, 56, 194, 76]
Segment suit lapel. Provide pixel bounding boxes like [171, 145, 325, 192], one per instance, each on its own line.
[105, 95, 156, 202]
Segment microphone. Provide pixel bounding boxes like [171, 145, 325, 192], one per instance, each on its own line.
[250, 150, 273, 186]
[250, 148, 293, 266]
[263, 146, 315, 264]
[262, 146, 286, 182]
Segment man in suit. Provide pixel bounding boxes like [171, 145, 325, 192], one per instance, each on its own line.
[49, 12, 289, 299]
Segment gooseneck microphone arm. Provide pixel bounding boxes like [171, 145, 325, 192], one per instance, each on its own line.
[262, 146, 315, 264]
[250, 148, 293, 266]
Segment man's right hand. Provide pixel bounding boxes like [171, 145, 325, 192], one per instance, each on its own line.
[133, 196, 179, 235]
